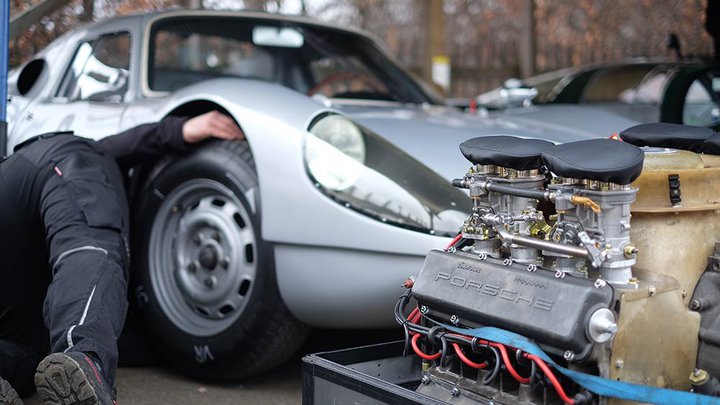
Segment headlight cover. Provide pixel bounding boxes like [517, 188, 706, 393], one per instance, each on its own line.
[304, 113, 470, 236]
[309, 114, 366, 163]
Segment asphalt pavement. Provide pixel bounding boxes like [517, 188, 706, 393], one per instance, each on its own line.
[25, 328, 402, 404]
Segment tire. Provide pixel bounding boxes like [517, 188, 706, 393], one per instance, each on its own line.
[132, 139, 308, 380]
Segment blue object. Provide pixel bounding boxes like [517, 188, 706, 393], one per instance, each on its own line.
[443, 324, 720, 405]
[0, 0, 7, 120]
[0, 0, 7, 156]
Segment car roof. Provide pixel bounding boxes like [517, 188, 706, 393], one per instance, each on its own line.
[82, 9, 378, 43]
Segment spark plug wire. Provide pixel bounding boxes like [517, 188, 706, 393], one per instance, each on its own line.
[490, 343, 531, 384]
[452, 343, 488, 369]
[411, 334, 441, 361]
[446, 233, 462, 250]
[526, 354, 575, 405]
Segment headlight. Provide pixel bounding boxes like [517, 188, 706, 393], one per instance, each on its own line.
[309, 114, 366, 163]
[304, 113, 471, 236]
[305, 114, 366, 191]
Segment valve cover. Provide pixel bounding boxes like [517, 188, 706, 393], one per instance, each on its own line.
[412, 250, 615, 359]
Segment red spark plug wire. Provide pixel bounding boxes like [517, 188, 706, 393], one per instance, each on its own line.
[452, 343, 488, 369]
[490, 343, 531, 384]
[411, 334, 442, 361]
[446, 233, 462, 250]
[526, 354, 575, 405]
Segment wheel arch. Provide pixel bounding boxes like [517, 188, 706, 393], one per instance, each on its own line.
[126, 99, 258, 209]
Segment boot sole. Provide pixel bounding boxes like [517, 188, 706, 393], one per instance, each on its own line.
[34, 353, 101, 405]
[0, 377, 23, 405]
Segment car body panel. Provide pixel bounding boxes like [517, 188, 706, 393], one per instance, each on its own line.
[338, 102, 637, 180]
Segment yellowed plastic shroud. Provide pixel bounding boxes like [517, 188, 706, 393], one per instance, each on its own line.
[608, 150, 720, 401]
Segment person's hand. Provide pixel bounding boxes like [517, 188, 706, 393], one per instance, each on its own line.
[182, 111, 245, 144]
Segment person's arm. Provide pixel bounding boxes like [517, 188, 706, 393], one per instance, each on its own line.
[99, 111, 244, 170]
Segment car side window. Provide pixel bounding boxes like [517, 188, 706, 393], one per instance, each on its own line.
[56, 32, 131, 102]
[581, 66, 654, 103]
[151, 31, 275, 91]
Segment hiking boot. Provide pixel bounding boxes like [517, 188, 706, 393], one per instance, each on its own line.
[34, 352, 116, 405]
[0, 377, 23, 405]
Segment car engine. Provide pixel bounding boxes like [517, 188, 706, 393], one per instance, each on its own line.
[396, 125, 720, 404]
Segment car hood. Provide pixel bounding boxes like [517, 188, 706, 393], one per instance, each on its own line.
[335, 102, 640, 181]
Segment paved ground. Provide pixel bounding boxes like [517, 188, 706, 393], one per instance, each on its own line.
[25, 328, 402, 404]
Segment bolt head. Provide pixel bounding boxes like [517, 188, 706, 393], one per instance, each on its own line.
[450, 315, 460, 325]
[450, 387, 460, 397]
[615, 359, 624, 370]
[421, 375, 430, 385]
[563, 351, 574, 361]
[691, 299, 702, 311]
[420, 305, 429, 314]
[648, 286, 657, 296]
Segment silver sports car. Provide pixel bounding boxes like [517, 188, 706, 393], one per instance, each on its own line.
[6, 10, 635, 379]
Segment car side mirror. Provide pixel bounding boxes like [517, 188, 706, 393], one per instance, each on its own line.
[499, 78, 538, 108]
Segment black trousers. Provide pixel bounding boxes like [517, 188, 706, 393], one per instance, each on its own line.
[0, 135, 129, 395]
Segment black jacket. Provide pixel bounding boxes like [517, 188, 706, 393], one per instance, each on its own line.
[98, 116, 188, 170]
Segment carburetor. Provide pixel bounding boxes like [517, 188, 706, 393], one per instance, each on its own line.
[452, 136, 643, 285]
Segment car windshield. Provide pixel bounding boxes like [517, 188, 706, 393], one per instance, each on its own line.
[148, 16, 440, 104]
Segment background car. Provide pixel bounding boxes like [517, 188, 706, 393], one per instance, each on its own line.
[5, 10, 635, 380]
[474, 59, 720, 129]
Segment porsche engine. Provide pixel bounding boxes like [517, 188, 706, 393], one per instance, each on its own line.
[397, 125, 720, 404]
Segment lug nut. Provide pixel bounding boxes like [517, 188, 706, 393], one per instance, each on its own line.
[188, 261, 197, 272]
[220, 257, 230, 269]
[204, 277, 215, 288]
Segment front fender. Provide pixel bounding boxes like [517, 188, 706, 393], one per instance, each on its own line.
[150, 79, 448, 257]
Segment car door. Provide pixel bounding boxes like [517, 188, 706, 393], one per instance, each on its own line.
[11, 32, 131, 145]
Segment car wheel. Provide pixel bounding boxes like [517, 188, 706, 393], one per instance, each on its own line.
[132, 139, 308, 380]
